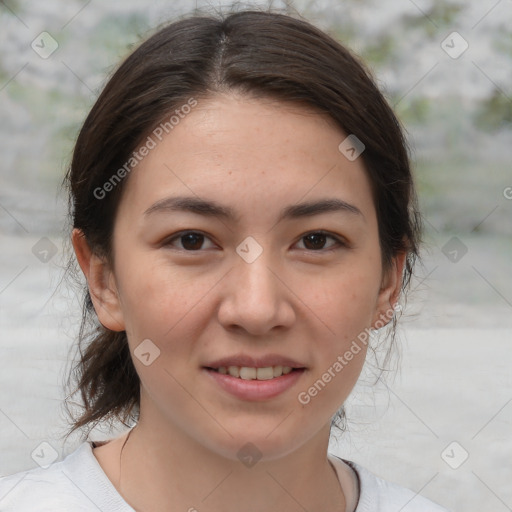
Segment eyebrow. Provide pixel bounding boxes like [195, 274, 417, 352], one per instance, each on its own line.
[144, 195, 364, 223]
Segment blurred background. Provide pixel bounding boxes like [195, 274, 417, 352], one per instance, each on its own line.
[0, 1, 511, 510]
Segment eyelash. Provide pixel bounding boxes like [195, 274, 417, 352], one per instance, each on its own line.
[163, 230, 347, 253]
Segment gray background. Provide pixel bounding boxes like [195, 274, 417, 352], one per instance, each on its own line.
[1, 1, 511, 510]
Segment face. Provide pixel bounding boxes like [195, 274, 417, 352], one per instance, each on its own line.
[79, 93, 403, 461]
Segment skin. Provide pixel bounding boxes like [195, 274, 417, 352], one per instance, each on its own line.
[73, 93, 406, 512]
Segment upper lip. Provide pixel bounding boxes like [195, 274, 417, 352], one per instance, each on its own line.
[204, 353, 306, 369]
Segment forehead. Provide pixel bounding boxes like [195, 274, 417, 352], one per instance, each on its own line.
[117, 93, 376, 225]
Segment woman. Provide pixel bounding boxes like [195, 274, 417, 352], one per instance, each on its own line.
[0, 9, 450, 511]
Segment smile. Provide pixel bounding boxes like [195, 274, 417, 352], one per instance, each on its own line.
[210, 365, 294, 380]
[204, 366, 306, 401]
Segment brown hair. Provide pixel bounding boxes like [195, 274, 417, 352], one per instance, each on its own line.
[63, 8, 421, 439]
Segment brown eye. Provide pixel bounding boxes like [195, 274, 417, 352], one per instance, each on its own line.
[180, 233, 205, 250]
[297, 231, 345, 252]
[165, 231, 215, 251]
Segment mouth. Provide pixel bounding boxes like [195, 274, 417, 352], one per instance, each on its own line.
[202, 355, 307, 401]
[205, 365, 302, 380]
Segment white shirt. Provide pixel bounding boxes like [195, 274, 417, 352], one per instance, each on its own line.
[0, 441, 450, 511]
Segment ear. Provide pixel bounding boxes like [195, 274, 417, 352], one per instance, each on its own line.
[71, 228, 125, 332]
[372, 251, 407, 329]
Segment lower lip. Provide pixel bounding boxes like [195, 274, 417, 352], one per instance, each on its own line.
[203, 368, 305, 401]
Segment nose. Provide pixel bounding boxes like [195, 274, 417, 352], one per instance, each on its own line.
[216, 246, 296, 336]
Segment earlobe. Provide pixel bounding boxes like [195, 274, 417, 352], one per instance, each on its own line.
[71, 228, 125, 332]
[372, 251, 407, 328]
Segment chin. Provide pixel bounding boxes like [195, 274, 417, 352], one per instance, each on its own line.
[197, 420, 316, 464]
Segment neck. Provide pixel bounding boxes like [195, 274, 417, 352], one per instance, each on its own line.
[114, 417, 346, 512]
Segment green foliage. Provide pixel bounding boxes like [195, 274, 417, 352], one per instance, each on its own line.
[474, 90, 512, 132]
[394, 96, 431, 125]
[0, 1, 23, 83]
[325, 21, 357, 48]
[492, 25, 512, 56]
[401, 0, 466, 38]
[472, 19, 512, 132]
[92, 11, 151, 60]
[428, 0, 465, 25]
[0, 0, 23, 17]
[360, 32, 396, 67]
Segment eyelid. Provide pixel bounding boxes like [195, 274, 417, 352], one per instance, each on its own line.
[162, 229, 348, 252]
[163, 230, 218, 250]
[294, 230, 348, 252]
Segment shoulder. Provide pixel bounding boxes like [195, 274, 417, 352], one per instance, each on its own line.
[331, 455, 451, 512]
[0, 442, 133, 512]
[0, 443, 91, 511]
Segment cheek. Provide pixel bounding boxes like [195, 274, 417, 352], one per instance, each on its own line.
[116, 254, 217, 346]
[314, 264, 381, 336]
[297, 278, 373, 416]
[303, 252, 381, 386]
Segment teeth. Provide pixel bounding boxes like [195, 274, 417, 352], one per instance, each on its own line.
[256, 367, 274, 380]
[240, 367, 257, 380]
[227, 366, 240, 378]
[215, 365, 295, 380]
